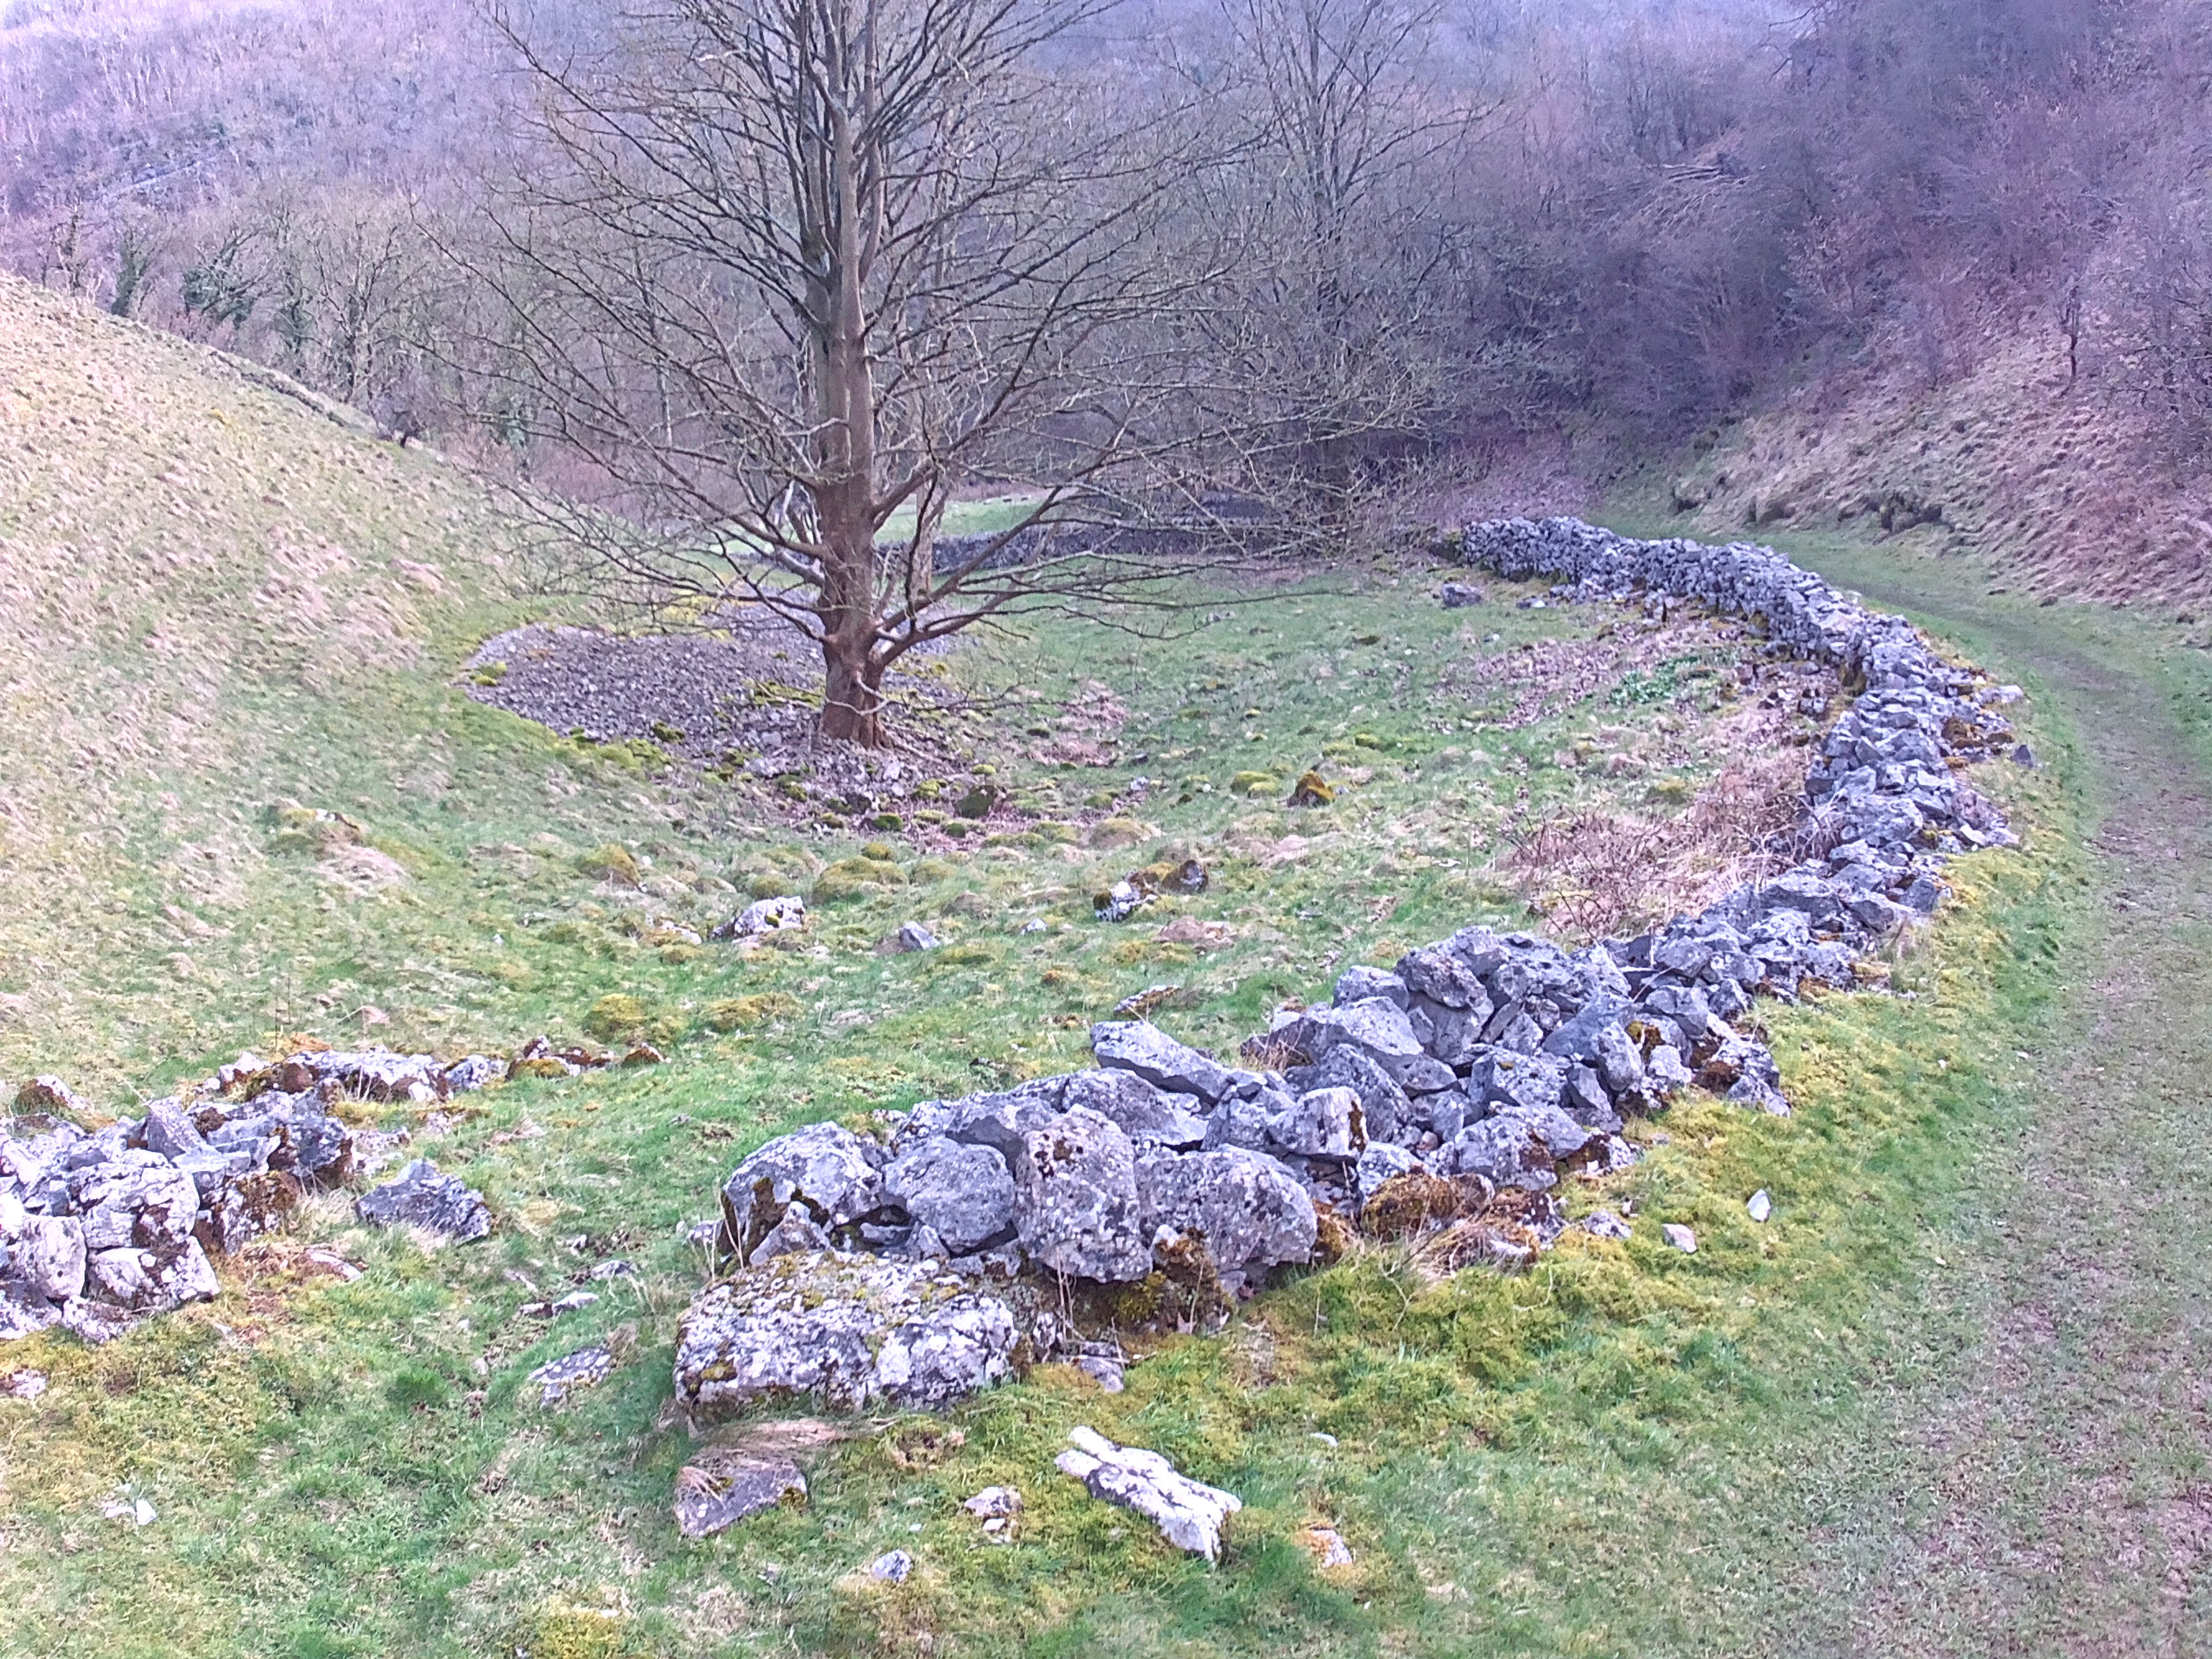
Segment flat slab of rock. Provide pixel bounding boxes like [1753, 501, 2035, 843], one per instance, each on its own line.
[1089, 1020, 1232, 1103]
[355, 1158, 492, 1242]
[1054, 1425, 1242, 1561]
[674, 1451, 808, 1538]
[528, 1344, 618, 1406]
[673, 1251, 1017, 1419]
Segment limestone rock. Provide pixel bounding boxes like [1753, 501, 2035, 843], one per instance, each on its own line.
[1010, 1107, 1149, 1282]
[355, 1158, 493, 1242]
[529, 1344, 618, 1406]
[1054, 1425, 1242, 1561]
[718, 1123, 888, 1258]
[672, 1252, 1018, 1418]
[675, 1455, 807, 1539]
[1267, 1087, 1364, 1159]
[1280, 997, 1428, 1085]
[1137, 1148, 1317, 1287]
[882, 1137, 1017, 1256]
[1089, 1020, 1233, 1103]
[1058, 1069, 1210, 1150]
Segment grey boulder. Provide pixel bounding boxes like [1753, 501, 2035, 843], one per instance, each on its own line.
[1267, 1087, 1365, 1159]
[672, 1251, 1019, 1418]
[1059, 1069, 1210, 1150]
[1282, 997, 1429, 1085]
[1137, 1148, 1318, 1287]
[882, 1137, 1018, 1256]
[1089, 1021, 1233, 1103]
[356, 1158, 493, 1242]
[719, 1122, 888, 1257]
[1010, 1107, 1150, 1282]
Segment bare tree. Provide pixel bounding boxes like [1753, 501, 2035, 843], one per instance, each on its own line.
[1197, 0, 1486, 523]
[475, 0, 1236, 747]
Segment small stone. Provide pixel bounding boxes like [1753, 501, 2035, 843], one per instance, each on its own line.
[1076, 1352, 1126, 1392]
[1308, 1431, 1338, 1447]
[1019, 918, 1047, 935]
[1439, 582, 1486, 609]
[622, 1044, 665, 1067]
[1300, 1525, 1354, 1567]
[674, 1454, 808, 1539]
[1583, 1209, 1632, 1241]
[963, 1486, 1023, 1520]
[2, 1369, 49, 1400]
[893, 922, 941, 953]
[1662, 1223, 1697, 1254]
[869, 1548, 913, 1583]
[1746, 1190, 1772, 1223]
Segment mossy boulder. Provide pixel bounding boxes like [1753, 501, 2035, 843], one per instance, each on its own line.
[704, 993, 804, 1032]
[1088, 816, 1150, 849]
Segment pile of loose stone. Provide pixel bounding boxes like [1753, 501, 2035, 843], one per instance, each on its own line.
[0, 1047, 507, 1343]
[674, 515, 2026, 1424]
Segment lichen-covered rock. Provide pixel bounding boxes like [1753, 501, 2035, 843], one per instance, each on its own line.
[1279, 998, 1429, 1085]
[1089, 1020, 1233, 1103]
[672, 1252, 1019, 1418]
[1059, 1069, 1210, 1150]
[1010, 1108, 1149, 1282]
[1267, 1088, 1364, 1159]
[355, 1158, 493, 1242]
[1054, 1425, 1242, 1560]
[1137, 1149, 1317, 1288]
[718, 1123, 888, 1258]
[882, 1137, 1017, 1256]
[82, 1238, 219, 1312]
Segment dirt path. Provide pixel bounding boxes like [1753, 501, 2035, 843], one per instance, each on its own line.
[1784, 563, 2212, 1654]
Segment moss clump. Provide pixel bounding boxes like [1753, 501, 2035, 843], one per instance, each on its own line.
[577, 843, 640, 886]
[1088, 815, 1148, 848]
[1287, 769, 1334, 806]
[583, 993, 652, 1039]
[814, 855, 906, 902]
[704, 992, 803, 1031]
[1231, 770, 1281, 797]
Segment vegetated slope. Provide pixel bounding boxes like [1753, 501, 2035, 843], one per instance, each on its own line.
[0, 272, 550, 1090]
[1659, 322, 2212, 616]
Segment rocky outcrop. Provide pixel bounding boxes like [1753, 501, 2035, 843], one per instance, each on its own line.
[671, 517, 2023, 1411]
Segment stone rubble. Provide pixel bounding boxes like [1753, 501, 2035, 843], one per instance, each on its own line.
[1055, 1425, 1243, 1561]
[1, 1041, 528, 1344]
[671, 517, 2022, 1410]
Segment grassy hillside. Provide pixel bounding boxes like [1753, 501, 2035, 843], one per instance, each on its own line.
[0, 278, 2145, 1658]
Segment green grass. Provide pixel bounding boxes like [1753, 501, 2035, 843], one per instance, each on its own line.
[0, 280, 2164, 1657]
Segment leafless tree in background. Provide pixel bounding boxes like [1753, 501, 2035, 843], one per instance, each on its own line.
[1198, 0, 1485, 524]
[475, 0, 1245, 747]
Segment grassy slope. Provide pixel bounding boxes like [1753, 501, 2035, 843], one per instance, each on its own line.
[0, 278, 2166, 1658]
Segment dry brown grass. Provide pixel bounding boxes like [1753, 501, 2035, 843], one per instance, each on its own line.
[1507, 737, 1805, 941]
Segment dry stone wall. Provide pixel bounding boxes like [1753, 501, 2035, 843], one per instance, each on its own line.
[672, 516, 2030, 1412]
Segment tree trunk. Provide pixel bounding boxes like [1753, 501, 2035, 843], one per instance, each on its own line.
[819, 632, 885, 747]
